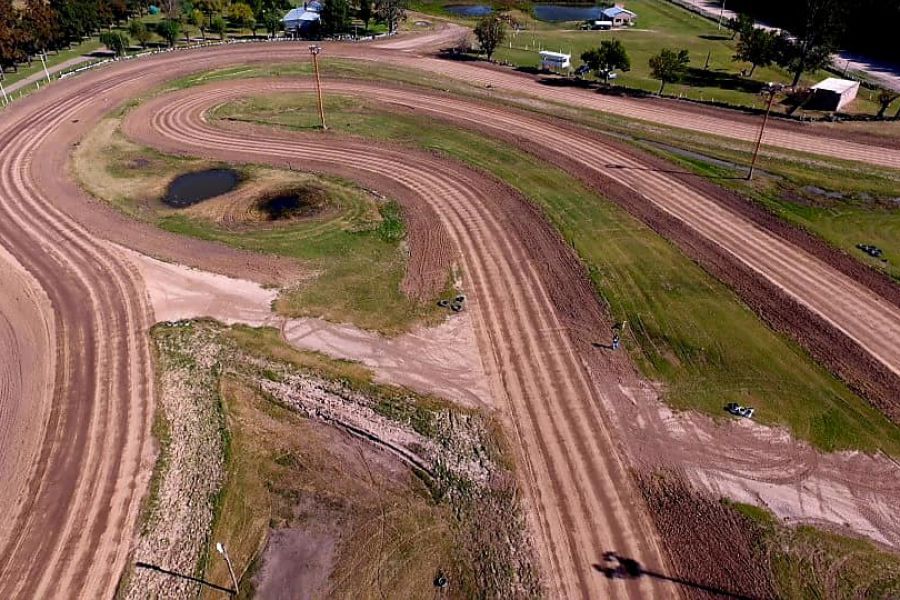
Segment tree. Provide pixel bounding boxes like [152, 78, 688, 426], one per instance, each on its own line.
[227, 2, 256, 31]
[726, 12, 754, 40]
[358, 0, 372, 30]
[189, 9, 205, 38]
[775, 0, 845, 87]
[876, 89, 900, 119]
[473, 14, 504, 61]
[99, 30, 129, 55]
[22, 0, 57, 54]
[649, 48, 689, 95]
[321, 0, 350, 34]
[210, 15, 226, 39]
[580, 39, 630, 84]
[262, 10, 281, 37]
[128, 19, 151, 47]
[733, 27, 777, 77]
[195, 0, 225, 27]
[156, 18, 181, 46]
[374, 0, 406, 34]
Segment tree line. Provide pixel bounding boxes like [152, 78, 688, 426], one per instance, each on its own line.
[0, 0, 407, 76]
[728, 0, 900, 65]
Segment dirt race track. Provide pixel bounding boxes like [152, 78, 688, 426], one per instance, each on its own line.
[1, 28, 899, 599]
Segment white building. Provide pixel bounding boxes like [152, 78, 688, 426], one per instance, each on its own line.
[810, 77, 860, 111]
[539, 51, 571, 72]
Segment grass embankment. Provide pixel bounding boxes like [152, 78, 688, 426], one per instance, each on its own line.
[147, 321, 537, 599]
[73, 116, 446, 333]
[424, 0, 881, 115]
[213, 91, 900, 455]
[729, 502, 900, 599]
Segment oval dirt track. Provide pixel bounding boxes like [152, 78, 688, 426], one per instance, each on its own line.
[1, 36, 899, 600]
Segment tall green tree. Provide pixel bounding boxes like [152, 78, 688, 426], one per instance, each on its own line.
[726, 12, 754, 40]
[374, 0, 406, 34]
[262, 10, 281, 37]
[156, 18, 181, 46]
[227, 2, 256, 30]
[775, 0, 845, 86]
[321, 0, 351, 34]
[733, 27, 777, 77]
[99, 30, 129, 55]
[473, 14, 505, 61]
[128, 19, 152, 47]
[210, 14, 226, 39]
[580, 39, 630, 84]
[649, 48, 690, 95]
[358, 0, 372, 30]
[22, 0, 57, 54]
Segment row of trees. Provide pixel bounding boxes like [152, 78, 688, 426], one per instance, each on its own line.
[319, 0, 407, 36]
[729, 0, 899, 64]
[0, 0, 408, 76]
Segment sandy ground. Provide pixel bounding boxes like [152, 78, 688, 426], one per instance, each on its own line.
[0, 246, 54, 554]
[2, 32, 900, 600]
[125, 248, 491, 408]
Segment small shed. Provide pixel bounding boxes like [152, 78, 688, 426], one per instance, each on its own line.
[810, 77, 860, 111]
[601, 5, 637, 26]
[540, 51, 571, 71]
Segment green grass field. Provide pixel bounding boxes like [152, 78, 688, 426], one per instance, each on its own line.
[429, 0, 883, 115]
[213, 90, 900, 455]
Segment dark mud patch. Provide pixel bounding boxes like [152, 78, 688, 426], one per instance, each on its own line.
[164, 168, 240, 207]
[252, 528, 336, 600]
[257, 185, 329, 221]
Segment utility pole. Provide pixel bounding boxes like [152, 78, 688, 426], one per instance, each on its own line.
[216, 542, 239, 595]
[309, 45, 327, 130]
[39, 52, 51, 83]
[717, 0, 726, 30]
[748, 83, 786, 181]
[0, 77, 8, 105]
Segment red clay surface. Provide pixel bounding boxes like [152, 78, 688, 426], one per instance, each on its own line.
[1, 32, 899, 600]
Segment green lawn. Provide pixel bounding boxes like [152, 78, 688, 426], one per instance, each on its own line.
[480, 0, 881, 115]
[0, 40, 103, 90]
[212, 90, 900, 455]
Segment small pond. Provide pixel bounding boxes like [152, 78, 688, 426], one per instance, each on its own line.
[445, 4, 604, 21]
[445, 4, 493, 16]
[163, 168, 240, 207]
[533, 4, 604, 21]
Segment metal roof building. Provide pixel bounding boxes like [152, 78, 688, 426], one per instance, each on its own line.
[810, 77, 860, 111]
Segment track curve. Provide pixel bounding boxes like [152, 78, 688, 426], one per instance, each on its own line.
[0, 37, 898, 600]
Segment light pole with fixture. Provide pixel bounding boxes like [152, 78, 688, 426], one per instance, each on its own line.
[309, 45, 327, 130]
[748, 82, 790, 181]
[717, 0, 727, 30]
[216, 542, 239, 595]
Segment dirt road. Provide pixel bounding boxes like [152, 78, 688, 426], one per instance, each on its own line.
[0, 36, 898, 599]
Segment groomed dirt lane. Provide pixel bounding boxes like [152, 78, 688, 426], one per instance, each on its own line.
[125, 85, 674, 599]
[1, 36, 899, 600]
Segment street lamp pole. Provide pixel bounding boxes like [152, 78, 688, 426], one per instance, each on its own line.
[718, 0, 727, 30]
[748, 83, 785, 181]
[309, 45, 327, 130]
[39, 52, 51, 83]
[216, 542, 239, 595]
[0, 78, 9, 105]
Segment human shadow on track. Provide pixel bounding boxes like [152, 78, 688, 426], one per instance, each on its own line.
[135, 562, 236, 595]
[593, 552, 771, 600]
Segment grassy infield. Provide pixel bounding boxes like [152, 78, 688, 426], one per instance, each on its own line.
[416, 0, 887, 115]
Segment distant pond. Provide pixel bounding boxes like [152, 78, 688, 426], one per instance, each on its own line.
[445, 4, 604, 21]
[163, 168, 240, 207]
